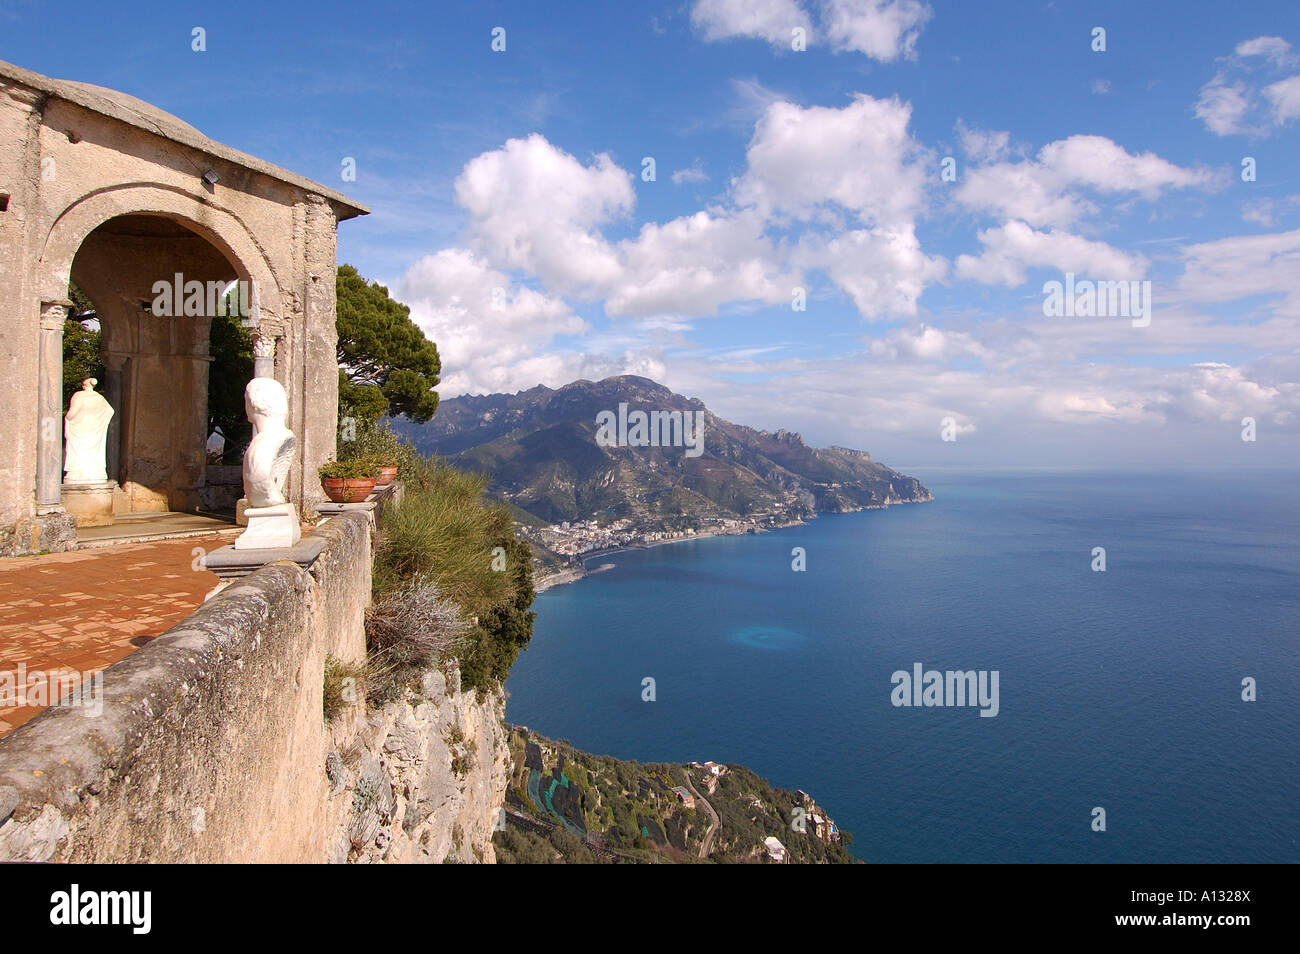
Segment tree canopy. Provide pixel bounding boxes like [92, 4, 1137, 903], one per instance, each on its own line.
[62, 284, 103, 409]
[207, 310, 254, 459]
[336, 264, 441, 423]
[62, 266, 440, 452]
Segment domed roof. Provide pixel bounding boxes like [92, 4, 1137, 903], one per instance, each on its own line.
[54, 78, 207, 141]
[0, 58, 368, 219]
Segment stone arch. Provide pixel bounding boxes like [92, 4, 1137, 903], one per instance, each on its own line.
[37, 186, 291, 519]
[37, 182, 286, 322]
[1, 60, 365, 554]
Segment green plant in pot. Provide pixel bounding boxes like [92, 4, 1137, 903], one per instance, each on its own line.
[369, 451, 400, 487]
[318, 458, 378, 503]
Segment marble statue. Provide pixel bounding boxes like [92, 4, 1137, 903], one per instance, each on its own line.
[242, 377, 294, 507]
[234, 377, 300, 549]
[64, 378, 114, 484]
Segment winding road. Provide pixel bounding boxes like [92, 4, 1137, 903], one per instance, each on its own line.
[680, 772, 720, 858]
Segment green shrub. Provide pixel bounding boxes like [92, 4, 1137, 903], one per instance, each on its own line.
[338, 417, 416, 470]
[456, 532, 536, 691]
[371, 465, 514, 612]
[319, 458, 379, 480]
[363, 443, 536, 694]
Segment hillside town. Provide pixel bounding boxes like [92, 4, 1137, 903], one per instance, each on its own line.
[517, 511, 805, 564]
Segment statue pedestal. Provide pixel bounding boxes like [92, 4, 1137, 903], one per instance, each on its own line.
[203, 532, 327, 601]
[234, 503, 301, 550]
[61, 480, 118, 528]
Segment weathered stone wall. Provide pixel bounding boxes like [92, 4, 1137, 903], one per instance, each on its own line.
[0, 510, 510, 863]
[0, 512, 368, 861]
[327, 667, 510, 864]
[201, 464, 244, 514]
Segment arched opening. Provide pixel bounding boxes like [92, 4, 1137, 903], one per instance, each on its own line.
[66, 213, 254, 525]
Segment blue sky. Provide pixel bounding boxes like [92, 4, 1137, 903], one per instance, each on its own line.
[5, 0, 1300, 466]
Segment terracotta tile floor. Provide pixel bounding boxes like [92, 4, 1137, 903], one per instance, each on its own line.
[0, 532, 239, 737]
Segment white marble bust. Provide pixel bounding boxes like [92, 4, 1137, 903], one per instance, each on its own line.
[242, 377, 295, 507]
[64, 377, 114, 484]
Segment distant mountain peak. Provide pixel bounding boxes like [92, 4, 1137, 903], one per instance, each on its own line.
[398, 376, 930, 527]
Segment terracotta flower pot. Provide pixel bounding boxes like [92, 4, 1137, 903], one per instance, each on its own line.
[375, 466, 398, 486]
[321, 476, 376, 503]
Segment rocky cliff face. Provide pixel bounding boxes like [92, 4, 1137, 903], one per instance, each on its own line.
[325, 664, 510, 864]
[400, 375, 932, 526]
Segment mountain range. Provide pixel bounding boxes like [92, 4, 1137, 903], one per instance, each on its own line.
[398, 375, 931, 529]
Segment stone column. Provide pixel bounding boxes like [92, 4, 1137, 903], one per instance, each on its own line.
[251, 327, 277, 379]
[36, 301, 70, 510]
[236, 321, 284, 525]
[297, 194, 341, 515]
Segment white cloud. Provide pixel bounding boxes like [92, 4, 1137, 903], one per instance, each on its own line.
[671, 160, 710, 185]
[1241, 196, 1300, 227]
[798, 226, 946, 318]
[658, 335, 1300, 466]
[488, 284, 1300, 463]
[868, 324, 987, 361]
[955, 220, 1148, 286]
[818, 0, 932, 62]
[690, 0, 932, 61]
[1033, 389, 1153, 424]
[1179, 362, 1283, 423]
[1195, 37, 1300, 136]
[726, 78, 789, 126]
[1195, 76, 1255, 135]
[444, 349, 668, 398]
[690, 0, 810, 47]
[957, 135, 1215, 228]
[955, 121, 1012, 164]
[453, 133, 634, 294]
[444, 111, 942, 325]
[957, 160, 1095, 228]
[355, 37, 1300, 464]
[608, 209, 797, 316]
[453, 92, 1223, 337]
[1263, 74, 1300, 124]
[1176, 227, 1300, 318]
[1242, 199, 1276, 226]
[730, 94, 944, 313]
[1235, 36, 1295, 68]
[735, 93, 930, 228]
[394, 248, 589, 395]
[1036, 136, 1215, 198]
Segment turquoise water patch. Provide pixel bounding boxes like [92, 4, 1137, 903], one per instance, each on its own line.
[729, 624, 806, 650]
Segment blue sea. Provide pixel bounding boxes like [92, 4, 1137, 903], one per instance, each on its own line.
[505, 469, 1300, 863]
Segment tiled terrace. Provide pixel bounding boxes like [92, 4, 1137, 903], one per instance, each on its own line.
[0, 530, 238, 736]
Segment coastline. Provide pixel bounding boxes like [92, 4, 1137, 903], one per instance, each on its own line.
[516, 494, 933, 861]
[530, 495, 932, 593]
[532, 521, 795, 592]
